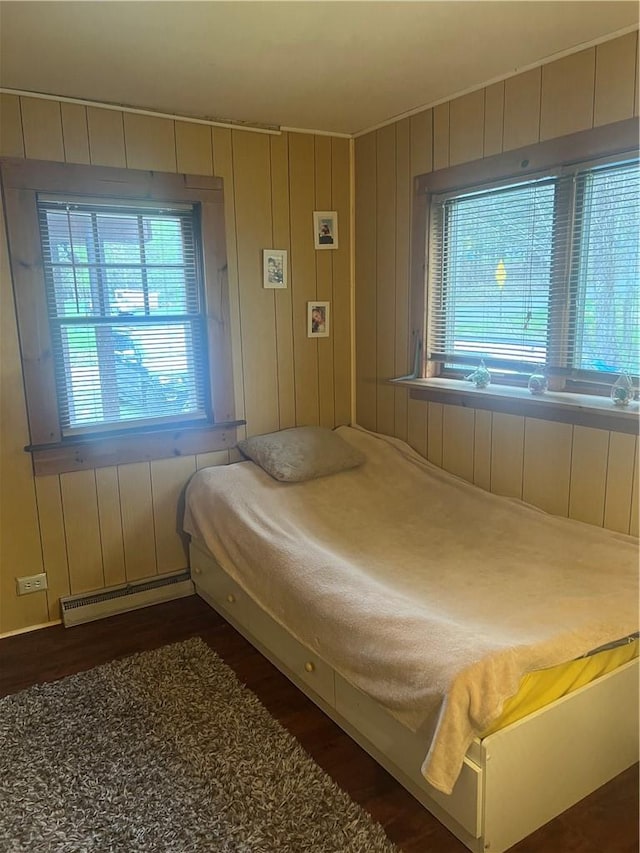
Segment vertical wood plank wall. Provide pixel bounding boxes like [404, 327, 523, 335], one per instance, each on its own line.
[1, 33, 637, 636]
[354, 33, 639, 535]
[0, 103, 351, 634]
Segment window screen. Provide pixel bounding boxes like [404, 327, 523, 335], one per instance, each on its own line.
[38, 199, 209, 435]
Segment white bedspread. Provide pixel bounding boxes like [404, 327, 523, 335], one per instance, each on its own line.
[183, 425, 639, 794]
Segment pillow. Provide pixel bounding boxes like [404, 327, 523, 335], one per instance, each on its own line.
[237, 426, 365, 483]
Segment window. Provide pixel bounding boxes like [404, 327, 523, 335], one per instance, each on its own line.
[423, 125, 639, 394]
[1, 159, 240, 474]
[39, 199, 208, 435]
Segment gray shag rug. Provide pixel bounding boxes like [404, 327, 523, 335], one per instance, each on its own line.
[0, 638, 399, 853]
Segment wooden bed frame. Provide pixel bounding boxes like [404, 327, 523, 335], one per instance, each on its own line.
[189, 540, 639, 853]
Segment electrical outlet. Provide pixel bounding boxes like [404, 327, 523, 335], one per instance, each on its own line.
[16, 573, 48, 595]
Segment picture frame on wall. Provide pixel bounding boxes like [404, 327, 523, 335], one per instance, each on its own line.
[307, 301, 330, 338]
[313, 211, 338, 250]
[263, 249, 287, 288]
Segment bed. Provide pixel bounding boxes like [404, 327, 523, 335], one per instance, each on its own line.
[183, 424, 639, 853]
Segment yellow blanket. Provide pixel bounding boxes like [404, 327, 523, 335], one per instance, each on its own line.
[183, 426, 639, 794]
[483, 637, 639, 735]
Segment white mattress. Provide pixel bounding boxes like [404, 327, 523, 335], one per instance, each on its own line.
[183, 425, 639, 794]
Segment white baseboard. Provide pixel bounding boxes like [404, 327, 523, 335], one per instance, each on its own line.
[60, 570, 194, 627]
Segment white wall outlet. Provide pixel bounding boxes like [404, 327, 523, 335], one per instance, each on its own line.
[16, 573, 48, 595]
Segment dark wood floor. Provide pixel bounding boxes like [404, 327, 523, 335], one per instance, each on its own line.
[1, 595, 637, 853]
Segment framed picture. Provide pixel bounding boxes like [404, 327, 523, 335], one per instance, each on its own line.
[313, 211, 338, 250]
[263, 249, 287, 288]
[307, 301, 330, 338]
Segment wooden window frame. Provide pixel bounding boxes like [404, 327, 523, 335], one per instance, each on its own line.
[1, 158, 244, 475]
[404, 117, 640, 432]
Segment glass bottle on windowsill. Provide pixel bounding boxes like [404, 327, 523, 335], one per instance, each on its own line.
[528, 368, 548, 395]
[611, 371, 635, 407]
[465, 359, 491, 388]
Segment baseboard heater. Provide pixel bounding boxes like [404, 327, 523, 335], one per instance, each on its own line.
[60, 570, 194, 627]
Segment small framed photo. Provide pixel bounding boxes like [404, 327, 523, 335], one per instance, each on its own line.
[313, 211, 338, 250]
[307, 301, 330, 338]
[263, 249, 287, 288]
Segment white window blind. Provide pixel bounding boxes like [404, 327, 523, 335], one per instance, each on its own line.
[38, 199, 210, 435]
[427, 157, 639, 384]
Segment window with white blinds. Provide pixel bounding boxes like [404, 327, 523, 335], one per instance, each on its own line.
[37, 198, 209, 435]
[427, 156, 639, 387]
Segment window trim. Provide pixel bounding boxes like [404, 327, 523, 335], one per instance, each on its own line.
[1, 157, 244, 474]
[408, 117, 640, 415]
[392, 376, 639, 436]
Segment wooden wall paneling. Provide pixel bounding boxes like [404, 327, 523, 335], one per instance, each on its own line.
[95, 467, 126, 588]
[175, 121, 213, 176]
[1, 476, 49, 633]
[0, 94, 24, 157]
[60, 469, 104, 594]
[603, 431, 636, 533]
[408, 109, 431, 391]
[212, 128, 246, 439]
[123, 113, 177, 172]
[33, 476, 69, 623]
[233, 129, 280, 435]
[0, 204, 48, 633]
[503, 68, 542, 152]
[394, 119, 411, 442]
[491, 412, 525, 499]
[523, 418, 572, 516]
[20, 97, 64, 162]
[150, 456, 196, 575]
[117, 462, 157, 581]
[630, 437, 639, 537]
[410, 109, 433, 177]
[433, 103, 450, 171]
[473, 408, 492, 491]
[228, 447, 244, 464]
[540, 48, 596, 141]
[270, 131, 296, 430]
[407, 397, 428, 458]
[289, 133, 320, 427]
[61, 103, 90, 165]
[354, 132, 377, 431]
[441, 403, 475, 481]
[427, 401, 443, 466]
[87, 108, 126, 167]
[633, 31, 640, 116]
[375, 124, 397, 438]
[483, 82, 505, 158]
[449, 90, 485, 166]
[314, 135, 335, 429]
[331, 136, 352, 428]
[199, 194, 236, 426]
[568, 426, 608, 526]
[195, 449, 230, 470]
[594, 32, 638, 127]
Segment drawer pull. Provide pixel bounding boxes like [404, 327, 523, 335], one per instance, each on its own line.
[304, 661, 315, 673]
[193, 567, 202, 575]
[226, 593, 236, 604]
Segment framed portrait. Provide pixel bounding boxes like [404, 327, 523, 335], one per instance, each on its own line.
[313, 211, 338, 250]
[307, 301, 330, 338]
[263, 249, 287, 288]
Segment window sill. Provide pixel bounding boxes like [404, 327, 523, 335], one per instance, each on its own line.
[391, 377, 639, 435]
[27, 420, 246, 476]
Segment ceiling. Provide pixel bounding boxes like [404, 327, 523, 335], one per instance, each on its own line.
[0, 1, 638, 136]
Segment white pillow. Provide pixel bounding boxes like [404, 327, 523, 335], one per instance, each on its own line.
[237, 426, 365, 482]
